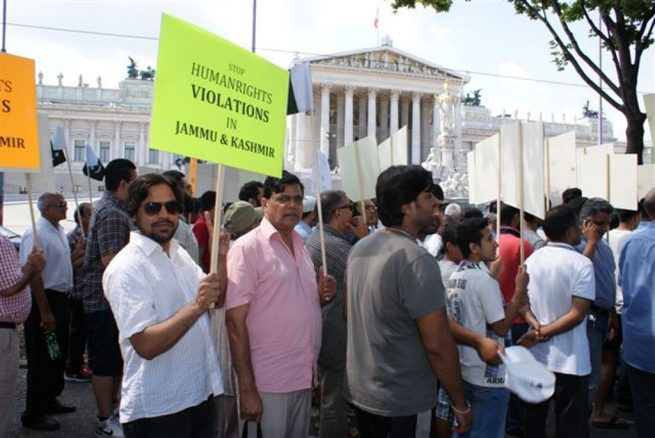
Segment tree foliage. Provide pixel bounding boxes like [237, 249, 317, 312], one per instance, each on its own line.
[393, 0, 655, 163]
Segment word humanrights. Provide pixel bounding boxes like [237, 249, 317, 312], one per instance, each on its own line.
[191, 83, 270, 123]
[174, 120, 275, 158]
[190, 62, 273, 105]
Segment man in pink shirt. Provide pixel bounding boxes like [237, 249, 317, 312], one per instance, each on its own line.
[226, 171, 336, 437]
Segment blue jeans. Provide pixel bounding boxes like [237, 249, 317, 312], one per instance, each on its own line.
[587, 309, 609, 407]
[453, 382, 510, 438]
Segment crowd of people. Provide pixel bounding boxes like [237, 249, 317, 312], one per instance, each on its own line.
[1, 159, 654, 438]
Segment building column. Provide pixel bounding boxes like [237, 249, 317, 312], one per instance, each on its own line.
[286, 115, 297, 169]
[411, 93, 421, 164]
[400, 97, 410, 130]
[358, 95, 367, 140]
[379, 96, 389, 140]
[138, 123, 146, 166]
[390, 90, 400, 134]
[295, 113, 308, 169]
[113, 122, 121, 161]
[320, 84, 331, 157]
[421, 100, 431, 161]
[367, 88, 377, 141]
[336, 93, 345, 150]
[344, 86, 354, 145]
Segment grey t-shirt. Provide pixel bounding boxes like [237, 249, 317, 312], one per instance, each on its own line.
[346, 230, 446, 416]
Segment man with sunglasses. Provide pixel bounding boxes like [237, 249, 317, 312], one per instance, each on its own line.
[104, 174, 224, 437]
[81, 158, 137, 437]
[19, 193, 76, 431]
[226, 171, 336, 438]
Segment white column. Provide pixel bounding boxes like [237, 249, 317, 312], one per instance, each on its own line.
[336, 93, 345, 150]
[421, 100, 430, 160]
[113, 122, 121, 161]
[379, 96, 389, 140]
[295, 113, 308, 169]
[400, 97, 410, 130]
[390, 90, 399, 134]
[344, 86, 354, 145]
[89, 121, 96, 151]
[367, 88, 377, 140]
[320, 84, 331, 157]
[138, 123, 146, 166]
[358, 95, 367, 140]
[411, 92, 421, 164]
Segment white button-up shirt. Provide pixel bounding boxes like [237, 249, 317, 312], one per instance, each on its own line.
[103, 232, 223, 423]
[19, 217, 73, 293]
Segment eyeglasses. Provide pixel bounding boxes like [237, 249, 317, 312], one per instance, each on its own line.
[272, 195, 304, 205]
[48, 201, 67, 209]
[143, 201, 179, 216]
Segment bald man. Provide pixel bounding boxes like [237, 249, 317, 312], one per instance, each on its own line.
[19, 193, 77, 431]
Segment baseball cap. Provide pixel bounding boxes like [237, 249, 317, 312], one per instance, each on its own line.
[223, 201, 257, 235]
[500, 346, 555, 404]
[253, 207, 264, 221]
[302, 195, 317, 213]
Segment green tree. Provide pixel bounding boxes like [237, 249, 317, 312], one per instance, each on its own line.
[393, 0, 655, 163]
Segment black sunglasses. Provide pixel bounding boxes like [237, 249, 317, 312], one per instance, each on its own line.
[143, 201, 179, 216]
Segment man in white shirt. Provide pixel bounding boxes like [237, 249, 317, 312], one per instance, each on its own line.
[19, 193, 80, 431]
[519, 205, 595, 438]
[103, 174, 224, 437]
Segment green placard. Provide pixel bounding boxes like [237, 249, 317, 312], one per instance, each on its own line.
[150, 14, 288, 177]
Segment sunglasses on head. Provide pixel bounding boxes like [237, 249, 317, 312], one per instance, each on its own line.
[143, 201, 179, 216]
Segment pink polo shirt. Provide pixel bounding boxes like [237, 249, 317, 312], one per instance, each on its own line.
[226, 217, 321, 393]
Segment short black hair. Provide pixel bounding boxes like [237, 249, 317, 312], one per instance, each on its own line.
[455, 217, 489, 259]
[126, 174, 182, 217]
[239, 181, 264, 202]
[321, 190, 347, 222]
[488, 200, 498, 214]
[524, 212, 539, 223]
[263, 171, 303, 199]
[579, 197, 613, 220]
[462, 207, 484, 219]
[438, 222, 459, 258]
[200, 191, 216, 212]
[543, 205, 577, 242]
[500, 203, 520, 226]
[105, 159, 136, 192]
[432, 184, 444, 201]
[73, 202, 92, 226]
[562, 188, 582, 204]
[376, 165, 433, 227]
[615, 208, 639, 223]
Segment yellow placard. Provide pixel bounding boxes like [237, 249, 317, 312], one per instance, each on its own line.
[0, 53, 40, 172]
[150, 14, 289, 177]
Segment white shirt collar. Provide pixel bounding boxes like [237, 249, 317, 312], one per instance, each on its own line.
[130, 231, 180, 258]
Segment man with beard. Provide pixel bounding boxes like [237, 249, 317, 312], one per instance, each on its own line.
[163, 170, 200, 265]
[346, 165, 471, 437]
[103, 174, 224, 437]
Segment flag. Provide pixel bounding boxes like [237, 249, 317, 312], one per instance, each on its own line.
[83, 144, 105, 181]
[287, 63, 314, 115]
[50, 127, 67, 167]
[374, 6, 379, 29]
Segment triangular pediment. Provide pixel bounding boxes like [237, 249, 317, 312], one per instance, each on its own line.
[300, 47, 466, 82]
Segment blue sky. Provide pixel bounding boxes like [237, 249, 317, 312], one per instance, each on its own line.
[7, 0, 654, 142]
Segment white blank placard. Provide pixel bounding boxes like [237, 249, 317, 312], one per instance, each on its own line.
[637, 165, 655, 199]
[546, 131, 577, 195]
[474, 133, 500, 204]
[609, 154, 638, 210]
[337, 135, 379, 202]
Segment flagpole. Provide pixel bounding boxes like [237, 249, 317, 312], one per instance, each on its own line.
[1, 0, 7, 53]
[62, 149, 85, 235]
[251, 0, 256, 53]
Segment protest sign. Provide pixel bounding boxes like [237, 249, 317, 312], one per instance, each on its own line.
[500, 122, 521, 211]
[609, 154, 638, 210]
[546, 131, 577, 197]
[577, 151, 609, 200]
[473, 133, 499, 204]
[337, 136, 379, 202]
[637, 165, 655, 199]
[0, 53, 40, 172]
[150, 14, 289, 177]
[644, 94, 655, 157]
[379, 126, 408, 171]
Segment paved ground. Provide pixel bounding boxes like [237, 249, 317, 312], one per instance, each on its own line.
[7, 365, 637, 438]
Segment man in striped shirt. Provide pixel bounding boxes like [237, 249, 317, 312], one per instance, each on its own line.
[306, 190, 354, 438]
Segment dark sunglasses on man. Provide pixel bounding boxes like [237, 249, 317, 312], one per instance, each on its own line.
[143, 201, 180, 216]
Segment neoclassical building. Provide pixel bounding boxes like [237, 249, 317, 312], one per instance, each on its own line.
[4, 42, 628, 195]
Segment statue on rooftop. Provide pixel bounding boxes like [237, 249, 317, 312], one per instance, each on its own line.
[127, 57, 139, 79]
